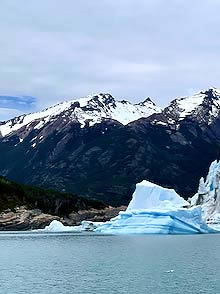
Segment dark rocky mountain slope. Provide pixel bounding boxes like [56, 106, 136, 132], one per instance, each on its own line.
[0, 89, 220, 206]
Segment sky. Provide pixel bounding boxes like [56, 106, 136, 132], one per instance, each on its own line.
[1, 0, 220, 120]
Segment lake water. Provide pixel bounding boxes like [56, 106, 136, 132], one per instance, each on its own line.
[0, 232, 219, 294]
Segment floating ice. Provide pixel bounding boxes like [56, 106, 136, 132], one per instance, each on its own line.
[81, 221, 104, 231]
[37, 220, 104, 233]
[189, 160, 220, 225]
[127, 180, 189, 210]
[96, 180, 217, 234]
[37, 220, 82, 233]
[95, 207, 216, 234]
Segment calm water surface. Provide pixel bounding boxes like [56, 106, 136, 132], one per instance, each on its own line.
[0, 232, 219, 294]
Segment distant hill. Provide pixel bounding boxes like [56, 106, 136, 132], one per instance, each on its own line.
[0, 176, 106, 216]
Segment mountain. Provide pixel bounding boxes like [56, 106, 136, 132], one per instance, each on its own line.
[150, 87, 220, 127]
[0, 93, 160, 137]
[0, 176, 106, 215]
[0, 88, 220, 206]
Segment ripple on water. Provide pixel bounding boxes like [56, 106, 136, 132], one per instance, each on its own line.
[0, 233, 219, 294]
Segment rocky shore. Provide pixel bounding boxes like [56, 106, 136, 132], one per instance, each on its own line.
[62, 206, 126, 226]
[0, 206, 126, 231]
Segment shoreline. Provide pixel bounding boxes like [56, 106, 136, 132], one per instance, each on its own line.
[0, 206, 126, 231]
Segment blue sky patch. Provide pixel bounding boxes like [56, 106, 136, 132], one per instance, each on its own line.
[0, 96, 36, 111]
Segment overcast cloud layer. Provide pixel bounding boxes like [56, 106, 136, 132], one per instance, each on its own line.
[1, 0, 220, 120]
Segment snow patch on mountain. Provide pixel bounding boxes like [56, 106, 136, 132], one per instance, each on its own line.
[176, 92, 205, 119]
[155, 87, 220, 127]
[0, 100, 73, 137]
[0, 93, 160, 137]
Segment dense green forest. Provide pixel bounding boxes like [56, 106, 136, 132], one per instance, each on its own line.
[0, 176, 106, 216]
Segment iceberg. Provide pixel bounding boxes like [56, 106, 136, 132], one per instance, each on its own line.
[39, 174, 220, 235]
[36, 220, 82, 232]
[96, 180, 216, 234]
[95, 207, 216, 234]
[127, 180, 189, 210]
[81, 221, 104, 231]
[35, 220, 104, 233]
[189, 160, 220, 226]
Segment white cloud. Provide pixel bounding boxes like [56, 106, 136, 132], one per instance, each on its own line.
[0, 0, 220, 113]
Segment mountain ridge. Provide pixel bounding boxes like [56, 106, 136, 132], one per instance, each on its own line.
[1, 87, 220, 206]
[0, 93, 161, 137]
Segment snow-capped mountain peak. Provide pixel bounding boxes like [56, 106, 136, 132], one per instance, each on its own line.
[136, 97, 156, 107]
[154, 87, 220, 126]
[0, 93, 160, 137]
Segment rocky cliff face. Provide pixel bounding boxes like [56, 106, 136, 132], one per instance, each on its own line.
[0, 89, 220, 206]
[0, 207, 59, 231]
